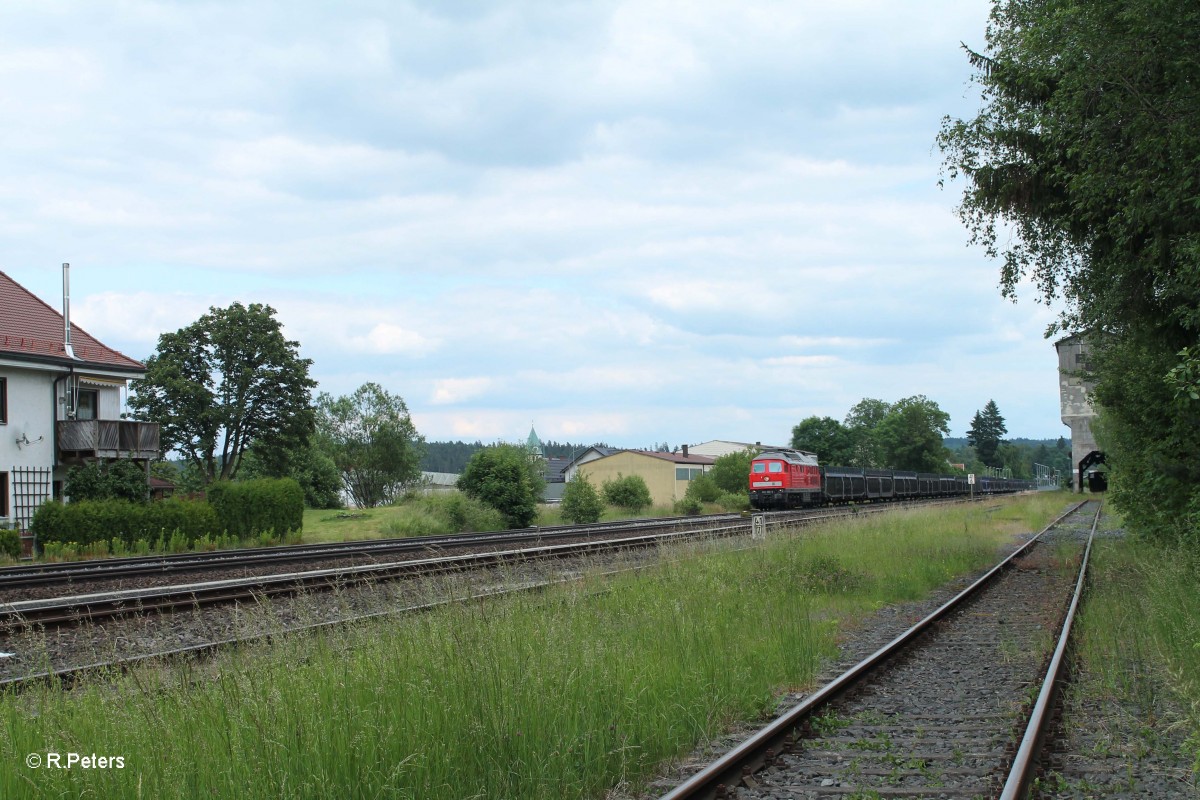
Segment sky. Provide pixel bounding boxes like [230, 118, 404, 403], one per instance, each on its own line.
[0, 1, 1069, 449]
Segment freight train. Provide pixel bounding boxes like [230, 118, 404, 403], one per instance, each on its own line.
[748, 448, 1032, 510]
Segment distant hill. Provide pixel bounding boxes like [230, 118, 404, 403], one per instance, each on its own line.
[944, 436, 1068, 450]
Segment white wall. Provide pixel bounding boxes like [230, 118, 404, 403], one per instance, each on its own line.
[0, 366, 56, 472]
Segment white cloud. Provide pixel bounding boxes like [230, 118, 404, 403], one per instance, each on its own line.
[348, 323, 434, 355]
[0, 0, 1072, 446]
[430, 377, 493, 405]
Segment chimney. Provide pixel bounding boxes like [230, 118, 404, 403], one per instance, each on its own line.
[682, 444, 689, 458]
[62, 262, 77, 360]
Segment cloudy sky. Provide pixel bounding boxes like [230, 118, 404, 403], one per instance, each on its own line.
[1, 1, 1067, 449]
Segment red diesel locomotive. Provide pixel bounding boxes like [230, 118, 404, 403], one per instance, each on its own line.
[748, 449, 821, 508]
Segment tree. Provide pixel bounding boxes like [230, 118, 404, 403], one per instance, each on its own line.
[129, 303, 315, 484]
[559, 473, 604, 525]
[938, 0, 1200, 540]
[790, 417, 854, 465]
[600, 473, 652, 513]
[239, 441, 343, 509]
[457, 444, 544, 529]
[65, 460, 148, 503]
[876, 395, 951, 472]
[708, 449, 754, 495]
[316, 383, 424, 508]
[844, 398, 891, 467]
[967, 400, 1008, 468]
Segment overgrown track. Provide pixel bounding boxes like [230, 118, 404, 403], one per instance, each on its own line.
[0, 514, 748, 590]
[0, 497, 982, 600]
[659, 500, 1100, 800]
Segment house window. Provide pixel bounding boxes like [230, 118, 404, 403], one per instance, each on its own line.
[0, 377, 7, 424]
[0, 472, 8, 517]
[675, 467, 704, 481]
[76, 389, 98, 420]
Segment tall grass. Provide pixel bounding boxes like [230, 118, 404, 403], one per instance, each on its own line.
[1075, 520, 1200, 770]
[0, 495, 1066, 799]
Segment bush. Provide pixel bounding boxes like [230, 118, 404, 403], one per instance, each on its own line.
[208, 478, 304, 540]
[31, 497, 220, 549]
[457, 444, 544, 529]
[560, 473, 604, 525]
[0, 529, 20, 559]
[674, 496, 703, 515]
[716, 491, 750, 512]
[391, 493, 508, 535]
[683, 473, 722, 504]
[601, 473, 652, 513]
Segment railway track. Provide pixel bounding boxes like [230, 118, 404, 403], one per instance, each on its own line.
[0, 496, 1012, 690]
[0, 513, 748, 591]
[0, 498, 979, 602]
[658, 499, 1100, 800]
[0, 525, 736, 630]
[5, 503, 922, 629]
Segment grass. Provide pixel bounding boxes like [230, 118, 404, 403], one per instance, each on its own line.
[1073, 513, 1200, 772]
[0, 493, 1071, 799]
[301, 494, 686, 545]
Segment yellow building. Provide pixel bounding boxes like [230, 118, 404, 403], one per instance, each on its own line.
[577, 448, 715, 507]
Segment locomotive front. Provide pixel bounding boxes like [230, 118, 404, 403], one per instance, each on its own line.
[749, 449, 821, 509]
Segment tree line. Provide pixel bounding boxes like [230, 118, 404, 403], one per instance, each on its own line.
[790, 397, 1065, 481]
[126, 305, 1067, 528]
[790, 396, 953, 473]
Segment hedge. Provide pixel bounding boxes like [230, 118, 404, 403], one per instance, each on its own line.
[29, 477, 304, 552]
[206, 478, 304, 540]
[31, 497, 220, 549]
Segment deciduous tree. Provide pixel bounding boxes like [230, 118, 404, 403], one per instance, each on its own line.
[876, 395, 951, 473]
[844, 398, 891, 467]
[790, 417, 854, 465]
[129, 303, 315, 483]
[708, 450, 754, 496]
[316, 383, 424, 508]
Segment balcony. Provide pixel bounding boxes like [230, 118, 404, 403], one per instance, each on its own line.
[58, 420, 160, 461]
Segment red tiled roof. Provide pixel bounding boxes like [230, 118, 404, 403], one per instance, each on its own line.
[0, 270, 145, 371]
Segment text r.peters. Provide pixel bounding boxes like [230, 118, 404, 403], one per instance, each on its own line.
[44, 753, 125, 769]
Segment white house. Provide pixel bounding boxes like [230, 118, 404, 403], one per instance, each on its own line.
[1, 269, 158, 536]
